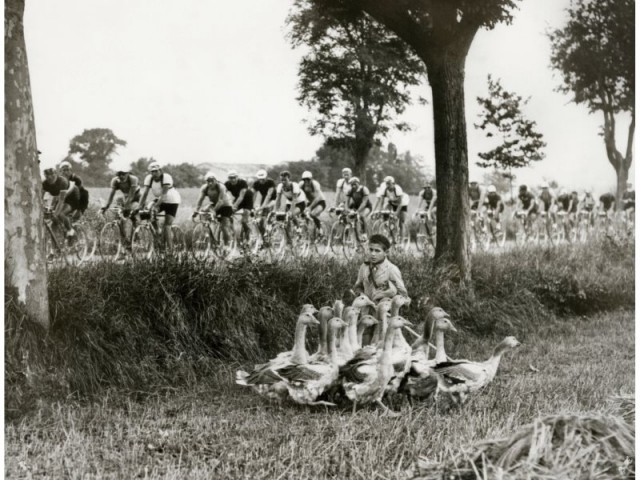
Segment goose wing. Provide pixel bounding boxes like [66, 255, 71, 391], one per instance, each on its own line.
[434, 361, 486, 383]
[277, 363, 328, 383]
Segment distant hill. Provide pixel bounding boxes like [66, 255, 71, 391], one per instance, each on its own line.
[197, 163, 269, 181]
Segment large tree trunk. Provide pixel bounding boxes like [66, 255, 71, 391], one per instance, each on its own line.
[603, 109, 634, 209]
[5, 0, 49, 329]
[426, 50, 472, 286]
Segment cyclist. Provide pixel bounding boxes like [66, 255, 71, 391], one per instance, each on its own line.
[483, 185, 504, 230]
[468, 180, 483, 211]
[345, 176, 372, 235]
[556, 189, 576, 230]
[598, 191, 616, 217]
[299, 171, 327, 236]
[537, 183, 556, 221]
[101, 169, 142, 243]
[415, 182, 437, 221]
[42, 167, 80, 238]
[335, 167, 353, 207]
[252, 169, 276, 242]
[622, 182, 635, 219]
[137, 162, 182, 252]
[193, 171, 234, 249]
[225, 170, 254, 243]
[515, 184, 538, 222]
[274, 170, 307, 228]
[58, 161, 85, 221]
[374, 176, 410, 241]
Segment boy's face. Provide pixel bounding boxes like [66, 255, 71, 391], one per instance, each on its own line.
[368, 243, 386, 264]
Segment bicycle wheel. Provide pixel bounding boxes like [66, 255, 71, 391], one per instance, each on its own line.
[212, 223, 233, 259]
[329, 222, 344, 256]
[131, 225, 154, 260]
[342, 225, 358, 260]
[68, 225, 90, 265]
[191, 223, 211, 261]
[310, 221, 329, 256]
[171, 225, 185, 254]
[44, 226, 67, 268]
[490, 222, 506, 248]
[268, 224, 288, 261]
[292, 223, 311, 258]
[99, 222, 122, 260]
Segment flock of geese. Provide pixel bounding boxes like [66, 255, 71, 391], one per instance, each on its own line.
[236, 294, 521, 415]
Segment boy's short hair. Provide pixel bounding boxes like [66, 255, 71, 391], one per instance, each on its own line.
[369, 234, 391, 251]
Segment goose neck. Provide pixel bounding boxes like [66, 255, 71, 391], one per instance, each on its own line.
[290, 322, 309, 364]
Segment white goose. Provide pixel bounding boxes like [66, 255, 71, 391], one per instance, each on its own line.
[433, 336, 522, 405]
[399, 307, 457, 402]
[341, 315, 413, 415]
[235, 312, 319, 400]
[356, 315, 378, 349]
[310, 306, 335, 362]
[277, 317, 348, 407]
[386, 295, 413, 393]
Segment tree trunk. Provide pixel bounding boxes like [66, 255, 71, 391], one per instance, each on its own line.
[426, 51, 472, 287]
[5, 0, 49, 329]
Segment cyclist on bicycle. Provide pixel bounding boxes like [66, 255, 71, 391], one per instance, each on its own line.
[137, 162, 182, 252]
[622, 182, 635, 216]
[415, 182, 437, 221]
[101, 169, 142, 242]
[345, 176, 372, 235]
[225, 170, 254, 242]
[193, 171, 234, 248]
[537, 183, 556, 221]
[483, 185, 504, 230]
[58, 161, 85, 221]
[42, 167, 80, 238]
[374, 176, 410, 242]
[468, 180, 483, 211]
[252, 169, 276, 243]
[515, 184, 538, 221]
[598, 191, 616, 216]
[335, 167, 353, 207]
[556, 189, 576, 227]
[299, 171, 326, 234]
[274, 170, 307, 228]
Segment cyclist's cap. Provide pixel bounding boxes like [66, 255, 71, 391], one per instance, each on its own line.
[256, 169, 267, 179]
[116, 169, 129, 175]
[519, 184, 528, 190]
[369, 233, 391, 251]
[383, 176, 394, 183]
[540, 182, 549, 189]
[228, 170, 238, 178]
[302, 171, 313, 180]
[59, 161, 71, 169]
[488, 185, 497, 193]
[148, 162, 161, 172]
[205, 171, 217, 180]
[348, 177, 360, 184]
[44, 167, 56, 175]
[280, 170, 291, 178]
[469, 180, 478, 184]
[342, 167, 352, 174]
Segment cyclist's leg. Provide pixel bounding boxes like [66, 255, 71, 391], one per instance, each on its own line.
[310, 201, 325, 230]
[360, 206, 371, 235]
[218, 206, 234, 246]
[398, 207, 408, 240]
[160, 203, 178, 251]
[240, 209, 251, 242]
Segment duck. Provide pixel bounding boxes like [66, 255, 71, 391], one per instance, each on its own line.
[398, 307, 457, 402]
[235, 312, 320, 400]
[341, 315, 413, 415]
[433, 336, 522, 405]
[277, 316, 348, 407]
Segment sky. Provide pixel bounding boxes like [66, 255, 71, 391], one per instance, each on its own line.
[24, 0, 634, 193]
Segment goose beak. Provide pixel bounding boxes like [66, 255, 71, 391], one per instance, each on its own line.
[310, 317, 321, 326]
[402, 319, 414, 328]
[449, 324, 458, 333]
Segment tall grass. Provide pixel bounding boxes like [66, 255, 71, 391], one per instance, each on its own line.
[5, 237, 634, 419]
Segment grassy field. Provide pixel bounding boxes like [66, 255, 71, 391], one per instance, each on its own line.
[5, 310, 634, 479]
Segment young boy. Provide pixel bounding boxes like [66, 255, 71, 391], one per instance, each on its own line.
[353, 234, 408, 303]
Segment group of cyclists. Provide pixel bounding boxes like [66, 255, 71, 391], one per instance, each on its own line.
[43, 159, 635, 256]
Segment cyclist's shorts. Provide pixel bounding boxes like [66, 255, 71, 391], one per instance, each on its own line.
[399, 205, 408, 213]
[64, 191, 81, 211]
[349, 200, 372, 211]
[158, 202, 179, 218]
[237, 193, 254, 212]
[285, 201, 306, 214]
[312, 200, 327, 211]
[217, 206, 233, 218]
[470, 200, 480, 210]
[624, 201, 635, 211]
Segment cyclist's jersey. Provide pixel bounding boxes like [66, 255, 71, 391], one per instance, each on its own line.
[581, 195, 595, 211]
[380, 184, 410, 207]
[419, 188, 436, 208]
[143, 173, 181, 204]
[64, 172, 83, 187]
[276, 182, 307, 204]
[599, 193, 616, 211]
[224, 178, 251, 201]
[336, 178, 352, 197]
[110, 174, 140, 195]
[569, 193, 579, 213]
[557, 194, 572, 212]
[252, 178, 276, 204]
[42, 176, 71, 197]
[347, 185, 371, 209]
[201, 182, 233, 207]
[484, 192, 502, 211]
[468, 185, 481, 202]
[622, 190, 635, 209]
[538, 191, 554, 212]
[299, 179, 325, 202]
[518, 191, 536, 210]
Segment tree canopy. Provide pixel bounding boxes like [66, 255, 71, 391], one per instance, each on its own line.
[548, 0, 634, 203]
[287, 0, 426, 178]
[475, 75, 546, 171]
[67, 128, 127, 186]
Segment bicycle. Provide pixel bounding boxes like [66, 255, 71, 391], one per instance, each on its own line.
[264, 211, 309, 261]
[470, 209, 490, 252]
[328, 207, 348, 256]
[513, 210, 537, 247]
[536, 210, 559, 246]
[43, 206, 91, 267]
[413, 210, 436, 255]
[555, 210, 576, 243]
[342, 210, 368, 260]
[234, 209, 262, 256]
[576, 210, 593, 243]
[131, 208, 186, 260]
[99, 207, 134, 261]
[191, 210, 235, 261]
[594, 210, 615, 238]
[485, 210, 506, 248]
[301, 210, 329, 257]
[374, 210, 409, 252]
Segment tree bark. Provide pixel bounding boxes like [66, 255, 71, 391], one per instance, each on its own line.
[603, 109, 635, 209]
[5, 0, 49, 329]
[426, 51, 472, 286]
